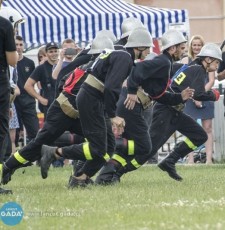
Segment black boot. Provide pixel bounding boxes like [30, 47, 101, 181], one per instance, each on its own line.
[40, 145, 57, 179]
[95, 161, 118, 185]
[0, 187, 12, 195]
[2, 162, 33, 185]
[158, 151, 183, 181]
[1, 164, 13, 194]
[68, 176, 94, 189]
[111, 166, 126, 184]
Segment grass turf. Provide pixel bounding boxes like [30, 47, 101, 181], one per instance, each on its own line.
[1, 164, 225, 230]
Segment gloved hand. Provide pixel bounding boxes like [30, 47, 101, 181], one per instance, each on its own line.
[212, 89, 220, 101]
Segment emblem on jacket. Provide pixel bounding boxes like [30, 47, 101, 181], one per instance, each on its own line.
[25, 67, 30, 72]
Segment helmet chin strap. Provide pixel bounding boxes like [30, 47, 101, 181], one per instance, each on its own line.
[136, 47, 148, 60]
[138, 50, 143, 60]
[204, 58, 215, 72]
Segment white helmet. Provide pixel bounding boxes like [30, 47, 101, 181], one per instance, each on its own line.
[161, 29, 187, 51]
[197, 43, 222, 61]
[124, 28, 154, 48]
[121, 17, 144, 39]
[0, 6, 25, 29]
[88, 36, 114, 55]
[96, 30, 117, 43]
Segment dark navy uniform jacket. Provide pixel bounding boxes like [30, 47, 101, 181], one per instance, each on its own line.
[85, 49, 133, 118]
[127, 52, 184, 106]
[171, 60, 216, 101]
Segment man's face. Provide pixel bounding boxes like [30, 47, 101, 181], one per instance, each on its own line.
[15, 39, 24, 55]
[173, 43, 186, 61]
[46, 48, 59, 63]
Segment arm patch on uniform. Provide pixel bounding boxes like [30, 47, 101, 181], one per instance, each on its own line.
[99, 49, 113, 59]
[174, 72, 186, 85]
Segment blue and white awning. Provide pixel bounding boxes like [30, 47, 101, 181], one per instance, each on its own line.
[2, 0, 189, 49]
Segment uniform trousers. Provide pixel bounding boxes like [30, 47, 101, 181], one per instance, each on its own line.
[150, 103, 208, 158]
[0, 74, 10, 163]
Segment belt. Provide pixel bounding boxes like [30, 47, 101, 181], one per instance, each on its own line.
[84, 74, 104, 93]
[137, 89, 153, 110]
[56, 93, 79, 119]
[172, 103, 185, 112]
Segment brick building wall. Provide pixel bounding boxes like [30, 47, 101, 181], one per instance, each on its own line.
[127, 0, 225, 44]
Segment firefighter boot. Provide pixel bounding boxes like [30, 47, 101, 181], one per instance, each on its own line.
[158, 151, 183, 181]
[67, 176, 87, 188]
[95, 161, 118, 185]
[2, 162, 33, 185]
[40, 145, 57, 179]
[2, 163, 14, 185]
[0, 164, 12, 194]
[111, 166, 126, 184]
[0, 187, 13, 195]
[68, 176, 94, 189]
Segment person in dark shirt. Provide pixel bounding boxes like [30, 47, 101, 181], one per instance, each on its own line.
[14, 35, 39, 141]
[24, 42, 59, 118]
[0, 0, 18, 194]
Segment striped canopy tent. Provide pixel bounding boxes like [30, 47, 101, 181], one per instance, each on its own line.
[2, 0, 189, 50]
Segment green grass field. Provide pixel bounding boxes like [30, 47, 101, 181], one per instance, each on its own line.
[1, 164, 225, 230]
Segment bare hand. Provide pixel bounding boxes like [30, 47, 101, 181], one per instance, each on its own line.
[194, 100, 202, 108]
[39, 97, 48, 106]
[181, 87, 195, 101]
[9, 108, 13, 119]
[124, 94, 140, 110]
[59, 48, 66, 60]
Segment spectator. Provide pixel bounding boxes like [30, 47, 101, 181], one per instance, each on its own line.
[14, 35, 39, 143]
[52, 38, 80, 80]
[24, 42, 59, 118]
[217, 49, 225, 105]
[9, 67, 20, 154]
[37, 45, 47, 65]
[182, 35, 216, 164]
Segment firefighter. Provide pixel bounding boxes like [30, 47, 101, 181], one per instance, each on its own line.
[95, 29, 194, 185]
[39, 28, 155, 188]
[2, 36, 114, 185]
[153, 43, 221, 181]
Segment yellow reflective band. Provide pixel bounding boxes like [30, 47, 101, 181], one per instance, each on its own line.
[184, 138, 197, 150]
[128, 140, 134, 155]
[0, 163, 2, 177]
[112, 154, 127, 167]
[99, 50, 112, 59]
[14, 151, 28, 164]
[131, 159, 141, 168]
[83, 143, 93, 160]
[103, 153, 110, 161]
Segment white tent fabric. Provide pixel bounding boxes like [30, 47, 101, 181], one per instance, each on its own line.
[2, 0, 189, 49]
